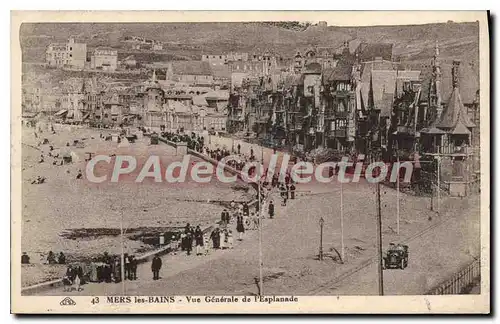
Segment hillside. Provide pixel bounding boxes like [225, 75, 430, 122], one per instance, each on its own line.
[19, 21, 479, 66]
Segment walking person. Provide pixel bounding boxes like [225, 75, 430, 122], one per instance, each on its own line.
[268, 200, 275, 219]
[124, 253, 130, 280]
[129, 255, 137, 280]
[290, 183, 296, 199]
[194, 226, 204, 256]
[237, 143, 241, 155]
[210, 227, 221, 249]
[185, 231, 193, 256]
[236, 214, 245, 241]
[151, 254, 162, 280]
[243, 202, 249, 217]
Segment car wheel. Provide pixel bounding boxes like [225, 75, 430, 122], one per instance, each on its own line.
[401, 259, 405, 269]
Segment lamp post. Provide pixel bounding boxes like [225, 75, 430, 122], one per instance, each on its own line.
[319, 217, 324, 261]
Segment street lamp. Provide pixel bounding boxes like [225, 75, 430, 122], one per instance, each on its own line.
[319, 217, 325, 261]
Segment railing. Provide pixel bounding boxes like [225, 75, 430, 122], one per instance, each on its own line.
[426, 258, 480, 295]
[426, 146, 473, 155]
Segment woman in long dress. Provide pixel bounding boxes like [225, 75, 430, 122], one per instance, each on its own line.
[220, 229, 227, 249]
[227, 230, 234, 249]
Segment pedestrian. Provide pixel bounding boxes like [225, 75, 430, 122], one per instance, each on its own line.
[220, 229, 227, 249]
[268, 200, 275, 219]
[229, 200, 236, 210]
[210, 227, 221, 249]
[236, 214, 245, 241]
[290, 183, 296, 199]
[124, 253, 130, 280]
[243, 202, 249, 216]
[21, 252, 30, 264]
[58, 252, 66, 264]
[151, 254, 162, 280]
[227, 230, 234, 248]
[185, 232, 193, 255]
[47, 251, 56, 264]
[129, 255, 137, 280]
[194, 226, 204, 256]
[113, 257, 121, 283]
[221, 209, 228, 227]
[282, 195, 287, 207]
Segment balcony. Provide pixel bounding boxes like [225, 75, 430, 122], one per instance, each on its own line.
[325, 111, 349, 119]
[424, 145, 473, 156]
[328, 129, 347, 138]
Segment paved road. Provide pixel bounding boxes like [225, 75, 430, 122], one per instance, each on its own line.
[37, 177, 479, 296]
[319, 195, 480, 295]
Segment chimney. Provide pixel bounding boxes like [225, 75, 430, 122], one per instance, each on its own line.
[452, 59, 461, 88]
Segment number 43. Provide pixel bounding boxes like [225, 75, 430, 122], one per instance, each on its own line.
[91, 297, 99, 305]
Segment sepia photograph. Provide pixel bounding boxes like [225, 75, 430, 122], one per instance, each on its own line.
[10, 10, 490, 314]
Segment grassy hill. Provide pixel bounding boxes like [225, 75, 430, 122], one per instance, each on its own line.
[19, 21, 479, 66]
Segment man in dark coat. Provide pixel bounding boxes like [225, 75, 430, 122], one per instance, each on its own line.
[151, 254, 162, 280]
[194, 226, 204, 256]
[268, 200, 275, 219]
[237, 143, 241, 155]
[21, 252, 30, 264]
[236, 214, 245, 241]
[58, 252, 66, 264]
[290, 183, 296, 199]
[185, 232, 193, 256]
[210, 228, 220, 249]
[129, 256, 138, 280]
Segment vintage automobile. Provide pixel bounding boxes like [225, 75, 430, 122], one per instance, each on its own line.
[383, 243, 409, 270]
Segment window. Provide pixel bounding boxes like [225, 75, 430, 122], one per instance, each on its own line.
[70, 47, 72, 51]
[219, 56, 222, 59]
[70, 54, 72, 57]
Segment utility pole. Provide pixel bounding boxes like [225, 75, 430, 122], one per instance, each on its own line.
[120, 212, 125, 295]
[340, 180, 345, 262]
[396, 141, 400, 235]
[258, 149, 264, 296]
[319, 217, 324, 261]
[376, 181, 384, 296]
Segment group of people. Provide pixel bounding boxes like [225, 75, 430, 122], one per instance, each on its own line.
[179, 224, 207, 256]
[46, 251, 66, 264]
[161, 130, 206, 153]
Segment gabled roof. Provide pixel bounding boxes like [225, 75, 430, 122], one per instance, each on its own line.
[371, 70, 397, 105]
[172, 61, 213, 76]
[418, 61, 479, 104]
[322, 64, 352, 83]
[434, 86, 475, 129]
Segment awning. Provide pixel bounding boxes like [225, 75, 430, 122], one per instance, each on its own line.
[67, 111, 74, 119]
[54, 109, 68, 117]
[82, 113, 91, 120]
